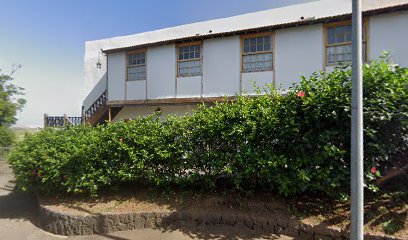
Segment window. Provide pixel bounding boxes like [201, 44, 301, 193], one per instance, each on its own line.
[325, 21, 367, 66]
[177, 43, 202, 77]
[242, 34, 273, 72]
[127, 51, 146, 81]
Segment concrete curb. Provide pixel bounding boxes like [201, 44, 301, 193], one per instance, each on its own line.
[37, 203, 403, 240]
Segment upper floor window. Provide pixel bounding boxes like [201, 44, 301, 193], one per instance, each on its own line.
[127, 51, 146, 81]
[242, 34, 273, 72]
[177, 43, 202, 77]
[325, 21, 367, 66]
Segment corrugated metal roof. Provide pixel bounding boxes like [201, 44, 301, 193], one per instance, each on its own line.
[93, 0, 408, 53]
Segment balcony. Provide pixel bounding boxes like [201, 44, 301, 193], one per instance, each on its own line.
[44, 115, 82, 127]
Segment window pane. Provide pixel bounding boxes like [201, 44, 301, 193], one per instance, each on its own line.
[264, 36, 271, 51]
[250, 38, 256, 52]
[329, 26, 337, 44]
[128, 65, 146, 80]
[327, 44, 352, 65]
[244, 39, 250, 53]
[336, 26, 346, 43]
[243, 52, 272, 72]
[244, 36, 272, 53]
[257, 37, 264, 52]
[346, 31, 352, 42]
[345, 25, 352, 36]
[327, 25, 354, 44]
[179, 44, 201, 60]
[128, 52, 146, 66]
[250, 43, 256, 52]
[178, 59, 201, 76]
[327, 27, 336, 43]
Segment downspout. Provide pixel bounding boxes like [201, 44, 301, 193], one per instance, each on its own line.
[103, 49, 110, 122]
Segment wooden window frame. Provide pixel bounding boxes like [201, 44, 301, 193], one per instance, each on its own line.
[126, 49, 147, 81]
[176, 41, 203, 78]
[240, 32, 274, 73]
[324, 20, 368, 66]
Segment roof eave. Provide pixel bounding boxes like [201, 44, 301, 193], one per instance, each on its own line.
[102, 4, 408, 54]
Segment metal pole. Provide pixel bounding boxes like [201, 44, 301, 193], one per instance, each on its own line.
[351, 0, 364, 239]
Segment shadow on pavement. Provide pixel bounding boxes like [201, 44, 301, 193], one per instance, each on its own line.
[0, 171, 39, 225]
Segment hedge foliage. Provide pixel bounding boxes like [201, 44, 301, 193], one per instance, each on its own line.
[8, 58, 408, 197]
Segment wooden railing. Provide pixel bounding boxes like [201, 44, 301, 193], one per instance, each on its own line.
[66, 116, 83, 126]
[44, 114, 83, 127]
[85, 90, 107, 120]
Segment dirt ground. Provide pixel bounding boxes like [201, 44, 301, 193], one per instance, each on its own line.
[1, 160, 291, 239]
[40, 184, 408, 239]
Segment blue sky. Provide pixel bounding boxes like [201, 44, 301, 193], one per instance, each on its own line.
[0, 0, 317, 127]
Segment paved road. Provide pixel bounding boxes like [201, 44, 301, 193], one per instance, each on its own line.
[0, 160, 292, 240]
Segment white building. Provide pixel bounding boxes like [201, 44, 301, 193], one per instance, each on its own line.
[82, 0, 408, 125]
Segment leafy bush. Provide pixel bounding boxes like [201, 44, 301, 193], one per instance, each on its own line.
[0, 126, 16, 147]
[8, 58, 408, 197]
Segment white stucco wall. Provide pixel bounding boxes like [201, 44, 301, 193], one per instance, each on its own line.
[83, 40, 108, 109]
[203, 36, 240, 97]
[242, 71, 273, 94]
[369, 11, 408, 66]
[83, 74, 107, 111]
[126, 80, 146, 100]
[177, 76, 202, 97]
[84, 1, 408, 109]
[275, 24, 324, 90]
[147, 44, 176, 99]
[107, 52, 126, 101]
[87, 8, 408, 109]
[113, 104, 198, 122]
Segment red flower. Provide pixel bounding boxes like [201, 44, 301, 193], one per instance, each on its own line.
[119, 137, 124, 142]
[371, 166, 377, 174]
[297, 91, 305, 97]
[31, 170, 36, 176]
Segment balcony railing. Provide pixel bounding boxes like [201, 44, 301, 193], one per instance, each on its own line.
[44, 114, 83, 127]
[85, 90, 107, 119]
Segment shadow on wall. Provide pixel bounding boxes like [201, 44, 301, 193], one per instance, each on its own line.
[83, 72, 107, 112]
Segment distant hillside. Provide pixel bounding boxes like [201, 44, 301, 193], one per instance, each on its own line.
[11, 127, 42, 143]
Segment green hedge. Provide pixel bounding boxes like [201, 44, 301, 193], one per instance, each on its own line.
[8, 58, 408, 197]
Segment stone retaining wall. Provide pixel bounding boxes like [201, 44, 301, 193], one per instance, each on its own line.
[37, 204, 402, 240]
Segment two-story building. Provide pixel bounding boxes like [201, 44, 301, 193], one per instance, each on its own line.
[82, 0, 408, 125]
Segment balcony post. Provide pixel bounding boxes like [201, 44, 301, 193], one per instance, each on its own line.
[43, 114, 48, 128]
[63, 114, 68, 126]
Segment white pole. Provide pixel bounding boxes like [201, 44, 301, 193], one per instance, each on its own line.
[351, 0, 364, 239]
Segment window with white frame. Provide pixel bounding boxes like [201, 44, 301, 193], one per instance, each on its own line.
[242, 34, 273, 72]
[177, 43, 202, 77]
[127, 51, 146, 81]
[325, 22, 366, 65]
